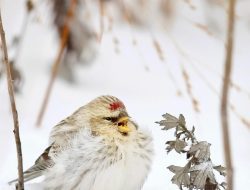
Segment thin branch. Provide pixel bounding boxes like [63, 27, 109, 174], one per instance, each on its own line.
[152, 38, 164, 61]
[181, 64, 200, 113]
[166, 35, 201, 113]
[220, 0, 236, 190]
[36, 0, 77, 126]
[178, 118, 197, 143]
[0, 9, 24, 190]
[168, 33, 250, 129]
[151, 37, 183, 96]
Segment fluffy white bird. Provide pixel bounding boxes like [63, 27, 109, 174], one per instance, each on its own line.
[9, 95, 153, 190]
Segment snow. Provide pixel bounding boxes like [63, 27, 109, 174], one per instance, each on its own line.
[1, 0, 250, 189]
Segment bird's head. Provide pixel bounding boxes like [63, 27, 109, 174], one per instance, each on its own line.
[79, 95, 137, 137]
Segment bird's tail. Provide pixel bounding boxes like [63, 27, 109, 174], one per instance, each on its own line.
[8, 166, 44, 185]
[9, 145, 54, 186]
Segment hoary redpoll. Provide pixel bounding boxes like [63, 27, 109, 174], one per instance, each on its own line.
[9, 95, 153, 190]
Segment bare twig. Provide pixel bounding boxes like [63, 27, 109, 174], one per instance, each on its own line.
[152, 38, 164, 61]
[177, 119, 197, 143]
[168, 33, 250, 129]
[0, 9, 24, 190]
[151, 37, 183, 96]
[36, 0, 77, 126]
[166, 35, 201, 113]
[181, 64, 200, 113]
[220, 0, 236, 190]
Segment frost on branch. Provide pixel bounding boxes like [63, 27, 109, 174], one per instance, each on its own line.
[156, 113, 226, 190]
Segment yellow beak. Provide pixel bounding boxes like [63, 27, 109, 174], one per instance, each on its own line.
[117, 116, 131, 133]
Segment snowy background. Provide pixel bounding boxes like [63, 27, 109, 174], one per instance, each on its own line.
[0, 0, 250, 189]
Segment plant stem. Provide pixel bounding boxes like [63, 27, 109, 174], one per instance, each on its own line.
[0, 9, 24, 190]
[220, 0, 236, 190]
[36, 0, 77, 126]
[178, 121, 197, 143]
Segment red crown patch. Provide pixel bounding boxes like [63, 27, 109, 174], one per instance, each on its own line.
[109, 101, 125, 111]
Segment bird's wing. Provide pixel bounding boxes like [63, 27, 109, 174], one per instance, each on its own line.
[9, 118, 81, 185]
[49, 116, 81, 144]
[8, 145, 55, 185]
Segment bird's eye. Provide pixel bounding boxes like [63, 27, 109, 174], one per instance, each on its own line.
[104, 117, 118, 122]
[105, 117, 112, 121]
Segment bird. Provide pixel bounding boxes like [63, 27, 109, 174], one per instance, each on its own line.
[9, 95, 153, 190]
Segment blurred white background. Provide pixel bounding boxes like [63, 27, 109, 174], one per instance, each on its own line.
[0, 0, 250, 189]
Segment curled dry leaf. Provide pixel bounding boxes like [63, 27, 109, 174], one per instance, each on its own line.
[178, 114, 186, 126]
[219, 182, 227, 189]
[166, 139, 187, 153]
[188, 141, 211, 162]
[156, 113, 179, 130]
[168, 163, 191, 188]
[213, 165, 226, 176]
[189, 161, 217, 189]
[165, 140, 175, 153]
[175, 139, 187, 153]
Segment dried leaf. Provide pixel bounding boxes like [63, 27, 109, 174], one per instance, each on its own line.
[188, 141, 211, 162]
[166, 139, 187, 153]
[213, 165, 226, 176]
[156, 113, 179, 130]
[178, 114, 186, 126]
[205, 179, 218, 190]
[165, 141, 175, 153]
[168, 164, 191, 188]
[168, 165, 183, 173]
[191, 126, 195, 133]
[189, 161, 217, 189]
[190, 170, 199, 187]
[175, 139, 187, 153]
[219, 182, 227, 189]
[162, 113, 178, 121]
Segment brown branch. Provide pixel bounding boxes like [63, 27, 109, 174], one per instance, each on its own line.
[220, 0, 236, 190]
[152, 38, 182, 96]
[152, 38, 164, 61]
[167, 35, 203, 111]
[36, 0, 77, 126]
[0, 9, 24, 190]
[181, 65, 200, 113]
